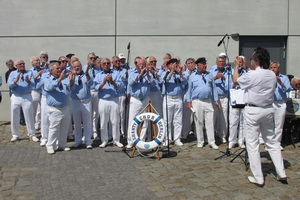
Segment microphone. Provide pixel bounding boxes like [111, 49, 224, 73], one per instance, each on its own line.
[107, 73, 111, 86]
[217, 34, 228, 47]
[163, 71, 170, 81]
[127, 42, 130, 50]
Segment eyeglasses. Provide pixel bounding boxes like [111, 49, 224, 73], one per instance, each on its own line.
[89, 57, 96, 60]
[150, 60, 157, 63]
[17, 63, 25, 65]
[102, 62, 111, 65]
[114, 60, 120, 63]
[60, 60, 68, 63]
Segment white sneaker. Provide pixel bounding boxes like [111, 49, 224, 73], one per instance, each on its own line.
[114, 142, 124, 148]
[57, 147, 71, 151]
[239, 143, 246, 149]
[280, 146, 284, 151]
[126, 143, 133, 149]
[99, 142, 107, 148]
[47, 148, 55, 155]
[11, 136, 19, 142]
[86, 145, 93, 149]
[228, 143, 235, 149]
[197, 142, 204, 148]
[163, 140, 169, 147]
[222, 138, 227, 144]
[175, 140, 183, 146]
[30, 136, 39, 142]
[40, 140, 47, 147]
[209, 143, 219, 150]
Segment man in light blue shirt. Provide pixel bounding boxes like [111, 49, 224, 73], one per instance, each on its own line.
[8, 59, 39, 142]
[44, 61, 75, 154]
[210, 56, 232, 144]
[126, 57, 154, 148]
[186, 57, 220, 149]
[94, 58, 123, 148]
[70, 60, 93, 149]
[161, 58, 187, 146]
[270, 61, 291, 150]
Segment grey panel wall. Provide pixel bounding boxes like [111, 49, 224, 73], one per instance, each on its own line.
[0, 0, 299, 121]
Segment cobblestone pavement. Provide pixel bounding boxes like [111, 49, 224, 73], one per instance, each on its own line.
[0, 121, 300, 200]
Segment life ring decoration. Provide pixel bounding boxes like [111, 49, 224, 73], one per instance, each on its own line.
[130, 112, 166, 150]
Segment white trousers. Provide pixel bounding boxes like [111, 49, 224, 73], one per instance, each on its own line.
[163, 96, 183, 142]
[91, 90, 99, 138]
[10, 94, 35, 137]
[182, 93, 192, 139]
[192, 99, 216, 144]
[119, 95, 126, 135]
[214, 97, 228, 140]
[99, 98, 120, 143]
[46, 105, 71, 151]
[244, 105, 286, 184]
[228, 107, 244, 145]
[71, 98, 93, 145]
[273, 101, 286, 143]
[127, 96, 149, 144]
[40, 95, 49, 143]
[31, 90, 41, 129]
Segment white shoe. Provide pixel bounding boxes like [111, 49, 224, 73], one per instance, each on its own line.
[197, 142, 204, 148]
[30, 136, 39, 142]
[86, 145, 93, 149]
[228, 143, 235, 149]
[47, 148, 55, 155]
[239, 143, 246, 149]
[72, 143, 81, 148]
[175, 140, 183, 146]
[126, 143, 133, 149]
[248, 176, 264, 187]
[222, 138, 227, 144]
[280, 146, 284, 151]
[99, 142, 107, 148]
[163, 141, 169, 147]
[40, 140, 47, 147]
[11, 136, 19, 142]
[114, 142, 124, 148]
[58, 147, 71, 151]
[209, 143, 219, 150]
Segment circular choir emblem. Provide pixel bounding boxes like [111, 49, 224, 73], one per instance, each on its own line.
[130, 112, 166, 150]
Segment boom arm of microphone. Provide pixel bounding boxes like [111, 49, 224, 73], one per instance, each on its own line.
[126, 42, 130, 67]
[217, 34, 228, 47]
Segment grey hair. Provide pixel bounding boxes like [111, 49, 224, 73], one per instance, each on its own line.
[40, 51, 48, 56]
[30, 56, 39, 63]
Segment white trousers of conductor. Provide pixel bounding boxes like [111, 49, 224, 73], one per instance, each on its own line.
[91, 90, 99, 138]
[244, 105, 286, 184]
[163, 96, 183, 143]
[10, 94, 36, 137]
[71, 98, 93, 146]
[46, 106, 71, 151]
[228, 107, 244, 145]
[192, 99, 216, 145]
[31, 90, 41, 130]
[273, 101, 286, 143]
[40, 95, 49, 144]
[213, 97, 228, 141]
[99, 98, 120, 143]
[127, 97, 149, 145]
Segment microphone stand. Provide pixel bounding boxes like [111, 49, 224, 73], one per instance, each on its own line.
[215, 35, 233, 160]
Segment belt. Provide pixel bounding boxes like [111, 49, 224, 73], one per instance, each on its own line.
[193, 98, 210, 101]
[72, 98, 91, 102]
[48, 105, 66, 110]
[14, 93, 31, 96]
[101, 97, 117, 101]
[246, 103, 272, 107]
[219, 95, 228, 98]
[166, 95, 180, 99]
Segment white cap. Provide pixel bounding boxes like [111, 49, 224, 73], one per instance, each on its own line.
[219, 52, 226, 57]
[118, 53, 126, 59]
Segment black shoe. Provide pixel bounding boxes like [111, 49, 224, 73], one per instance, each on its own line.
[277, 176, 288, 184]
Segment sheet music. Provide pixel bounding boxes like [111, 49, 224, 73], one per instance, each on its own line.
[230, 89, 245, 105]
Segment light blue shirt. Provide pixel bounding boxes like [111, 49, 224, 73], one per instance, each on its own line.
[128, 69, 154, 99]
[94, 69, 120, 99]
[44, 75, 73, 107]
[83, 65, 102, 90]
[36, 71, 51, 96]
[274, 73, 291, 101]
[113, 67, 128, 96]
[70, 73, 92, 100]
[8, 70, 35, 95]
[29, 67, 44, 91]
[210, 67, 232, 96]
[186, 71, 219, 102]
[182, 69, 196, 94]
[161, 70, 187, 96]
